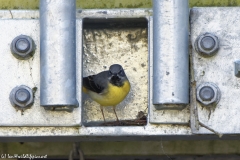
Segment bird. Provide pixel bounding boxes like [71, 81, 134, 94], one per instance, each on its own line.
[83, 64, 131, 122]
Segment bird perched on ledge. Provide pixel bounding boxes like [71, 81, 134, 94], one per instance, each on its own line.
[83, 64, 131, 122]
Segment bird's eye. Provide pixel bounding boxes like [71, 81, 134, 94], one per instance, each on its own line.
[119, 70, 124, 75]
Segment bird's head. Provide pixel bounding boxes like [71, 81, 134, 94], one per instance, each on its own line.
[108, 64, 127, 86]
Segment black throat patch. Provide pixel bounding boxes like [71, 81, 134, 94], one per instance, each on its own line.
[110, 76, 124, 87]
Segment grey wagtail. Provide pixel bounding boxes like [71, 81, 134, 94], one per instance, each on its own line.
[83, 64, 131, 122]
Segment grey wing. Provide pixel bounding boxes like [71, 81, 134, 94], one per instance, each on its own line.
[83, 71, 109, 94]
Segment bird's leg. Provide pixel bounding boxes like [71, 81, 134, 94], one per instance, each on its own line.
[112, 106, 119, 122]
[100, 106, 106, 122]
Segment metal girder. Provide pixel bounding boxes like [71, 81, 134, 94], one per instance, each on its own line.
[0, 6, 239, 140]
[190, 7, 240, 135]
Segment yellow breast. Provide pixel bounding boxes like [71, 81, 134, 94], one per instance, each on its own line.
[87, 80, 130, 106]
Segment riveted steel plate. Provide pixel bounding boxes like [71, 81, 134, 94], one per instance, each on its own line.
[191, 7, 240, 134]
[0, 19, 81, 126]
[0, 10, 193, 139]
[0, 9, 190, 127]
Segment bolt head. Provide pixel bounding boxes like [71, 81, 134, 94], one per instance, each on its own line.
[15, 38, 30, 53]
[200, 36, 215, 50]
[10, 35, 35, 60]
[15, 88, 30, 103]
[199, 86, 215, 101]
[234, 60, 240, 77]
[196, 82, 221, 106]
[195, 33, 219, 57]
[9, 85, 34, 109]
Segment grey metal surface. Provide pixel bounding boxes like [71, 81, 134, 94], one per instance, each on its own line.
[76, 9, 153, 19]
[149, 16, 190, 124]
[9, 85, 34, 110]
[0, 9, 193, 138]
[0, 18, 81, 126]
[1, 8, 240, 139]
[152, 0, 189, 108]
[234, 60, 240, 77]
[40, 0, 78, 109]
[196, 82, 221, 107]
[194, 32, 219, 57]
[10, 35, 35, 60]
[190, 7, 240, 134]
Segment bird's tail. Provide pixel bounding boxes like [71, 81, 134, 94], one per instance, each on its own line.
[82, 86, 88, 93]
[82, 77, 90, 93]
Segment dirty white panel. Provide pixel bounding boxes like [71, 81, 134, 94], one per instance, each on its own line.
[191, 7, 240, 134]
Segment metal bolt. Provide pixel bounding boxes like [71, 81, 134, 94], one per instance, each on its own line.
[200, 36, 215, 50]
[9, 85, 34, 110]
[15, 88, 31, 103]
[199, 86, 215, 101]
[15, 38, 30, 53]
[10, 35, 35, 60]
[234, 60, 240, 77]
[196, 82, 221, 106]
[194, 32, 219, 57]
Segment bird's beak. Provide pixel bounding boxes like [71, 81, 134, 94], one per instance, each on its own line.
[112, 74, 121, 80]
